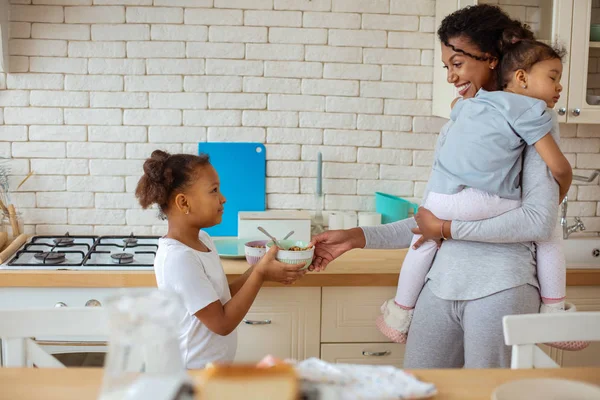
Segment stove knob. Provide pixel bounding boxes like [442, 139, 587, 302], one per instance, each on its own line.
[54, 302, 67, 308]
[85, 299, 102, 307]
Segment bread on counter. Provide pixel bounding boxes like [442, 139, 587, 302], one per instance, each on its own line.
[199, 364, 298, 400]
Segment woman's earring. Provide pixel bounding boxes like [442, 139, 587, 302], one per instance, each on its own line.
[490, 65, 494, 70]
[522, 84, 527, 89]
[185, 209, 190, 215]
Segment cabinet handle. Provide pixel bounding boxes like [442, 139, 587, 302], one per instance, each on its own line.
[572, 108, 581, 116]
[557, 107, 566, 116]
[243, 319, 272, 325]
[85, 299, 101, 307]
[54, 302, 67, 308]
[362, 351, 391, 357]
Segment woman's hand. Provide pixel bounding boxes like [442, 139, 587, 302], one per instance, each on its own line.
[309, 228, 365, 272]
[411, 207, 447, 249]
[255, 245, 306, 285]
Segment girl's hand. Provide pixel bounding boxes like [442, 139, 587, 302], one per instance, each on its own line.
[411, 207, 446, 249]
[309, 228, 365, 272]
[255, 245, 306, 285]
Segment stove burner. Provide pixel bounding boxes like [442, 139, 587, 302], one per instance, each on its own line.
[53, 237, 75, 246]
[110, 252, 134, 264]
[123, 236, 138, 246]
[34, 252, 66, 264]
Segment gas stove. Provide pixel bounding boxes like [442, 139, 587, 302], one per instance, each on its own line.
[1, 233, 160, 270]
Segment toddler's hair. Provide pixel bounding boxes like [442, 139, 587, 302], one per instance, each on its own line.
[499, 39, 567, 88]
[135, 150, 210, 218]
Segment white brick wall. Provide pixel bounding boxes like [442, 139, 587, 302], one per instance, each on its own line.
[2, 0, 600, 234]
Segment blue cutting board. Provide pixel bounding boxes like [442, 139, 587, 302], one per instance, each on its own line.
[198, 142, 266, 236]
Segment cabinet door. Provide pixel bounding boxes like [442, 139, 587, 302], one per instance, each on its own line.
[321, 343, 406, 368]
[234, 287, 321, 363]
[321, 287, 396, 343]
[567, 0, 600, 123]
[433, 1, 572, 120]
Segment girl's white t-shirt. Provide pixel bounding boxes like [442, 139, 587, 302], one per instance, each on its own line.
[154, 231, 237, 369]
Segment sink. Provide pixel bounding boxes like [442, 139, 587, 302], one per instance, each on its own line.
[563, 238, 600, 269]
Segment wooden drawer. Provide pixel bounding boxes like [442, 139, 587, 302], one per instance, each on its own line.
[321, 343, 406, 368]
[321, 287, 396, 343]
[235, 287, 321, 363]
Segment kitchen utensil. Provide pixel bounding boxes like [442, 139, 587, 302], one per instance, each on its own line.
[258, 226, 281, 248]
[375, 192, 419, 224]
[0, 232, 7, 251]
[265, 240, 314, 270]
[7, 204, 20, 237]
[312, 152, 325, 235]
[0, 233, 27, 264]
[283, 230, 294, 240]
[213, 238, 246, 259]
[198, 142, 266, 237]
[492, 378, 600, 400]
[238, 211, 311, 243]
[244, 240, 268, 265]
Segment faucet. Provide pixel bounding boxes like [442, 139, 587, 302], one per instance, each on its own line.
[560, 196, 585, 239]
[560, 170, 600, 239]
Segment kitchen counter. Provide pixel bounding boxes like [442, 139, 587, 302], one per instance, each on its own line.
[2, 248, 600, 287]
[1, 367, 600, 400]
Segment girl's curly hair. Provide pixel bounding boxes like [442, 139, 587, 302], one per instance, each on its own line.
[135, 150, 210, 219]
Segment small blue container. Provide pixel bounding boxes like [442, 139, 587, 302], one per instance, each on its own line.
[375, 192, 419, 224]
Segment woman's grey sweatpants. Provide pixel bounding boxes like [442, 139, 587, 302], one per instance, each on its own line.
[403, 283, 540, 369]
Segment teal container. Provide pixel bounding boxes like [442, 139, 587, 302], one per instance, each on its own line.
[375, 192, 419, 224]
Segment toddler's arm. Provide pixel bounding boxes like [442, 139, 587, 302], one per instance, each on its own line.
[533, 133, 572, 202]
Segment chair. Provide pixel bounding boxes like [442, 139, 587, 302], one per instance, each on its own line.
[502, 311, 600, 369]
[0, 307, 108, 368]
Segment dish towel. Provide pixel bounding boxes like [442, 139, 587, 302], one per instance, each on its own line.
[293, 358, 437, 400]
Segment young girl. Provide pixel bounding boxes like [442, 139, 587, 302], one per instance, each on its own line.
[135, 150, 307, 368]
[377, 40, 573, 344]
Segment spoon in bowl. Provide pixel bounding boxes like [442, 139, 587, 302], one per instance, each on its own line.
[257, 226, 281, 248]
[282, 230, 294, 240]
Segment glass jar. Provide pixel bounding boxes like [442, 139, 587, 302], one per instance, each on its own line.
[1, 211, 23, 240]
[98, 290, 191, 400]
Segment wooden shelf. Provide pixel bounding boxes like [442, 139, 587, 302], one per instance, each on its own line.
[590, 41, 600, 48]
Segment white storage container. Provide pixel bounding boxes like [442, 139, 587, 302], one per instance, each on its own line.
[238, 211, 311, 243]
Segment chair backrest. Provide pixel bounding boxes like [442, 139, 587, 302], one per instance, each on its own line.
[0, 307, 109, 368]
[503, 311, 600, 369]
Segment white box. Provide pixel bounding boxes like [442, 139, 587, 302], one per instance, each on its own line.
[238, 211, 311, 243]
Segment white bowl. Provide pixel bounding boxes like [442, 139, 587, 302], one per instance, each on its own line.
[266, 240, 314, 270]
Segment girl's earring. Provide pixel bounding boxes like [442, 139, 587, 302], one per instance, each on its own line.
[490, 65, 494, 70]
[185, 209, 190, 215]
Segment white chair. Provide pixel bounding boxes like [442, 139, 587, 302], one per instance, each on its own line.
[0, 307, 108, 368]
[503, 311, 600, 369]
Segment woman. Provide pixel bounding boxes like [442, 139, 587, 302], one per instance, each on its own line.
[310, 5, 559, 368]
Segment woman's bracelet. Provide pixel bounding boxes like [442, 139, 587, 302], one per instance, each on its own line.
[440, 220, 448, 241]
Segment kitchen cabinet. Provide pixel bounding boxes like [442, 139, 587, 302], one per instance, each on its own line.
[321, 343, 406, 368]
[321, 287, 395, 343]
[0, 0, 7, 73]
[433, 1, 584, 123]
[234, 287, 321, 363]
